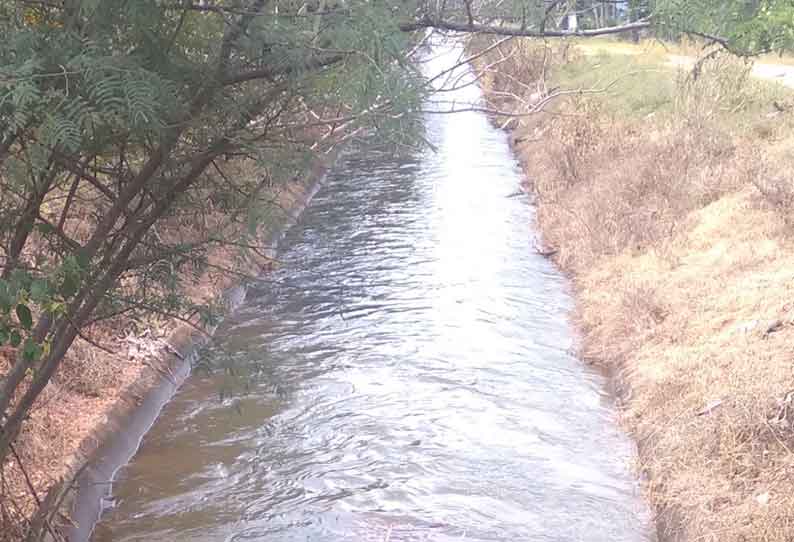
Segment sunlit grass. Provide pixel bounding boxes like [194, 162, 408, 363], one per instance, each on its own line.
[472, 35, 794, 542]
[552, 37, 794, 137]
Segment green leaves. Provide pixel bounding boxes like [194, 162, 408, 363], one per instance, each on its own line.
[0, 277, 37, 351]
[0, 280, 13, 314]
[21, 338, 44, 362]
[16, 303, 32, 330]
[60, 272, 80, 297]
[655, 0, 794, 55]
[0, 260, 77, 358]
[58, 252, 88, 297]
[29, 279, 52, 304]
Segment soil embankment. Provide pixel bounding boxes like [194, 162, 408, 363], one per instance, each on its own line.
[474, 38, 794, 541]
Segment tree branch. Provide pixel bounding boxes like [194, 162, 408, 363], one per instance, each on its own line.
[54, 156, 117, 203]
[399, 17, 650, 38]
[222, 53, 347, 85]
[681, 29, 771, 57]
[541, 0, 566, 34]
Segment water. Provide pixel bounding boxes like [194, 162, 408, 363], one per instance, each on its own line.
[91, 45, 651, 542]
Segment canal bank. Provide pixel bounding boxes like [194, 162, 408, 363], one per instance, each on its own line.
[50, 154, 338, 542]
[472, 38, 794, 542]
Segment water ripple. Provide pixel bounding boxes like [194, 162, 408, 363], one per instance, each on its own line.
[92, 44, 651, 542]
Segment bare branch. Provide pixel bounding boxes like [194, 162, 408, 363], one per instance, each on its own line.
[222, 53, 348, 85]
[427, 70, 657, 117]
[423, 35, 514, 90]
[400, 17, 650, 38]
[54, 156, 117, 202]
[9, 444, 40, 507]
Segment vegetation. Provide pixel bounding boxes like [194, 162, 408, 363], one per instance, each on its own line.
[2, 0, 794, 540]
[0, 0, 427, 538]
[654, 0, 794, 54]
[473, 36, 794, 542]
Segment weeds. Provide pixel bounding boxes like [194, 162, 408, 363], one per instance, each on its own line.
[472, 36, 794, 542]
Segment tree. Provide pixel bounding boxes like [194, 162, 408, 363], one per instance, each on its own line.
[655, 0, 794, 55]
[403, 0, 794, 55]
[0, 0, 424, 478]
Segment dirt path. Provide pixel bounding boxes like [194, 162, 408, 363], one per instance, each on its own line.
[667, 53, 794, 88]
[751, 62, 794, 87]
[579, 42, 794, 89]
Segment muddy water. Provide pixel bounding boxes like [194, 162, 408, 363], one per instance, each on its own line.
[91, 46, 651, 542]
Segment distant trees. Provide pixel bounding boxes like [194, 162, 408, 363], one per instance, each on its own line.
[655, 0, 794, 54]
[555, 0, 794, 54]
[407, 0, 794, 54]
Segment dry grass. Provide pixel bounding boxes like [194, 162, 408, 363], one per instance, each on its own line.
[473, 37, 794, 541]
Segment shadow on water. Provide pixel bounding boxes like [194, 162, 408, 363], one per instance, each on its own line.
[91, 43, 652, 542]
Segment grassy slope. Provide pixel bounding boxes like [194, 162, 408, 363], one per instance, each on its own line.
[475, 37, 794, 541]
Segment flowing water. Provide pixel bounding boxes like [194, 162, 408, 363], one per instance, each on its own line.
[91, 45, 651, 542]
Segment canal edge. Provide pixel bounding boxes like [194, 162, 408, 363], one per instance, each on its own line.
[61, 150, 342, 542]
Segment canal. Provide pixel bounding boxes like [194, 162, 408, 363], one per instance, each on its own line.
[91, 44, 651, 542]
